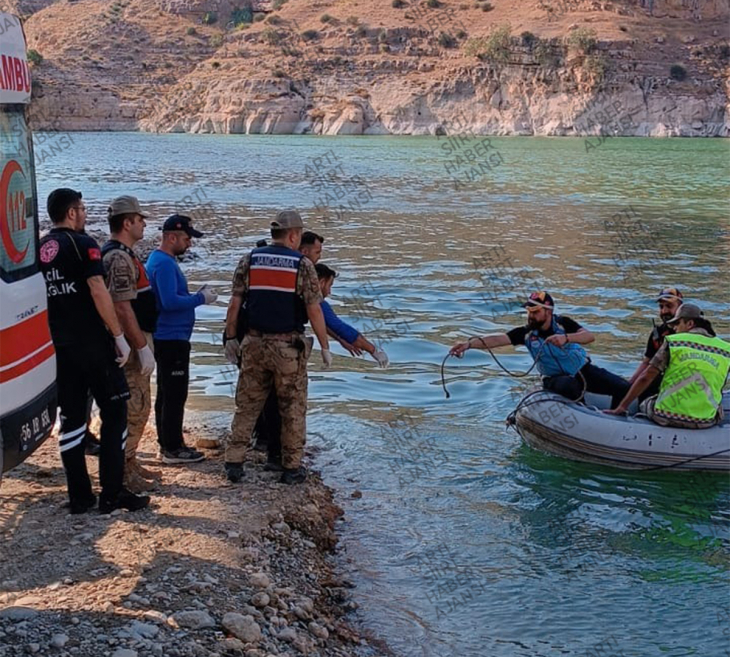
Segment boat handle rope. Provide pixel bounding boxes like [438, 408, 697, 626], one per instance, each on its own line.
[441, 340, 551, 399]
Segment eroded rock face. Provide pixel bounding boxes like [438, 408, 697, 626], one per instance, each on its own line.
[20, 0, 730, 137]
[138, 70, 728, 137]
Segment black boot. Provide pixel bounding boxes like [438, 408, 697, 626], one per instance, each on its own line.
[99, 488, 150, 514]
[281, 466, 307, 485]
[65, 494, 97, 515]
[225, 462, 244, 483]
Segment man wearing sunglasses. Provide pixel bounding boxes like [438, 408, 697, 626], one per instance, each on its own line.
[627, 288, 683, 402]
[449, 291, 630, 408]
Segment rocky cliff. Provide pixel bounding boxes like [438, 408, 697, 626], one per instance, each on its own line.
[21, 0, 730, 136]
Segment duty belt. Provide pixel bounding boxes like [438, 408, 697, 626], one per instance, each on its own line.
[248, 329, 303, 341]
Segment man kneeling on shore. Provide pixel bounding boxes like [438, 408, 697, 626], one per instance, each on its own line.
[605, 303, 730, 428]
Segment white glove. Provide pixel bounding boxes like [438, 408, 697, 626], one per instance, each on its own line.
[322, 348, 333, 369]
[137, 344, 156, 376]
[372, 349, 389, 368]
[224, 338, 240, 365]
[198, 284, 218, 304]
[114, 334, 131, 368]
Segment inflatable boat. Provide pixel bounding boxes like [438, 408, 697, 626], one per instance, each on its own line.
[510, 389, 730, 472]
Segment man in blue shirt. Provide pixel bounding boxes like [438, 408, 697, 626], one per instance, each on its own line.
[316, 263, 389, 367]
[147, 215, 217, 464]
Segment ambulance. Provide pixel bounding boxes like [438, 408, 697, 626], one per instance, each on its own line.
[0, 13, 57, 481]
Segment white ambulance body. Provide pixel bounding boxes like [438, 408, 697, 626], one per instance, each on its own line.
[0, 13, 57, 477]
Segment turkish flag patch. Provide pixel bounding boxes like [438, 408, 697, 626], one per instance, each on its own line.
[88, 248, 101, 261]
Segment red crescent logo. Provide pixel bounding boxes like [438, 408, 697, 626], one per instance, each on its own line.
[0, 160, 29, 264]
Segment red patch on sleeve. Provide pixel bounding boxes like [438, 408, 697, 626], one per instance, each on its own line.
[88, 248, 101, 261]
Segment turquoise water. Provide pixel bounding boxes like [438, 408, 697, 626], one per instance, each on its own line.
[36, 132, 730, 657]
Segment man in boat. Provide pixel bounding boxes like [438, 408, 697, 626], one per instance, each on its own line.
[449, 290, 630, 408]
[605, 303, 730, 428]
[628, 287, 683, 402]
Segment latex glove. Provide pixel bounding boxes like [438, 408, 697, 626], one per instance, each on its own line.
[322, 348, 333, 369]
[372, 349, 389, 368]
[224, 338, 240, 365]
[198, 284, 218, 304]
[137, 344, 155, 376]
[114, 334, 131, 367]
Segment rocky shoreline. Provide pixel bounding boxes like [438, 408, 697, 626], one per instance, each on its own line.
[0, 411, 390, 657]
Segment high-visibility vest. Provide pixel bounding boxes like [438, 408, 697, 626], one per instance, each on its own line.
[654, 332, 730, 423]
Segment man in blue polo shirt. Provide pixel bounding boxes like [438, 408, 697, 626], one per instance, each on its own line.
[147, 215, 217, 464]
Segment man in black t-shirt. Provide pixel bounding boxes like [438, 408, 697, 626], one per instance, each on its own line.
[627, 287, 683, 402]
[40, 188, 150, 515]
[449, 291, 630, 408]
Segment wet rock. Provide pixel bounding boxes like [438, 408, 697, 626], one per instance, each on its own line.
[250, 593, 269, 608]
[249, 573, 270, 589]
[28, 644, 40, 654]
[221, 613, 262, 644]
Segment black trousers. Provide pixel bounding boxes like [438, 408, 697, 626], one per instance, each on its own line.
[154, 339, 190, 452]
[55, 341, 128, 505]
[544, 362, 631, 409]
[253, 390, 282, 462]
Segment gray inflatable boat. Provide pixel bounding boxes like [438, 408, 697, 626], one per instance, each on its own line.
[511, 390, 730, 471]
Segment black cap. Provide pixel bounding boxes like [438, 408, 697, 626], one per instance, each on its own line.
[161, 214, 203, 238]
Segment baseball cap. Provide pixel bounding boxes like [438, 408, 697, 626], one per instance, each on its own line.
[108, 195, 148, 218]
[161, 214, 203, 238]
[666, 303, 703, 325]
[271, 210, 304, 230]
[523, 291, 555, 309]
[656, 287, 683, 302]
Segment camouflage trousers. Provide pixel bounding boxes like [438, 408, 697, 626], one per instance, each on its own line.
[227, 333, 310, 469]
[123, 331, 153, 458]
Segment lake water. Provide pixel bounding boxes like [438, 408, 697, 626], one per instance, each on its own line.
[36, 132, 730, 657]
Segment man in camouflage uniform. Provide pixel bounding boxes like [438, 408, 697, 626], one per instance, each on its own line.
[224, 211, 332, 485]
[102, 196, 160, 493]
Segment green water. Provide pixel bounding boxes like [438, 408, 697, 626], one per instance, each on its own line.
[37, 132, 730, 656]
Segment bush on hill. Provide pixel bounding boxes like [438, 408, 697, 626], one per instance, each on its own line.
[670, 64, 687, 81]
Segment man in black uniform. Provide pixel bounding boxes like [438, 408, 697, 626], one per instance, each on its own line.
[627, 287, 683, 401]
[40, 188, 150, 514]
